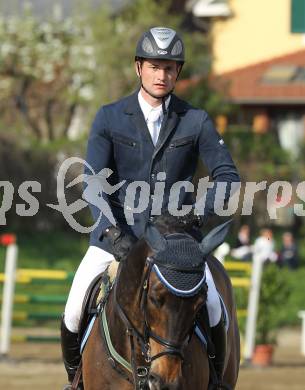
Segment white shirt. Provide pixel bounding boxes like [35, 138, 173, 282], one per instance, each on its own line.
[138, 91, 171, 146]
[252, 236, 278, 263]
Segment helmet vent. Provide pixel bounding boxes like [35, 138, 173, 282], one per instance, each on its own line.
[142, 37, 154, 54]
[171, 40, 183, 56]
[150, 27, 176, 50]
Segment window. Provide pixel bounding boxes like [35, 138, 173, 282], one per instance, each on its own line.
[192, 0, 231, 17]
[261, 65, 305, 83]
[291, 0, 305, 33]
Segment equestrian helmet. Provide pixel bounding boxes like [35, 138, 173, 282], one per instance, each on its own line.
[135, 27, 185, 64]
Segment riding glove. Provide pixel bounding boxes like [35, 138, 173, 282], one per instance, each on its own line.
[104, 226, 136, 262]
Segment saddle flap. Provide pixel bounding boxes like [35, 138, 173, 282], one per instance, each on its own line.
[78, 261, 119, 344]
[78, 273, 105, 342]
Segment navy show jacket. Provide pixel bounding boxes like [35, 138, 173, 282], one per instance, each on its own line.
[84, 90, 240, 252]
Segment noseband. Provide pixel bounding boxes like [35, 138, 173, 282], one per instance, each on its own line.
[113, 256, 206, 389]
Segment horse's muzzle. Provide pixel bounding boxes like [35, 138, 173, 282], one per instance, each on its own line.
[148, 372, 182, 390]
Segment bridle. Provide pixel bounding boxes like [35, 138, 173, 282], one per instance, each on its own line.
[113, 255, 206, 389]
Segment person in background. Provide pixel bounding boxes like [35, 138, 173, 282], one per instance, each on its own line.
[234, 224, 250, 248]
[231, 224, 252, 261]
[252, 228, 278, 264]
[278, 232, 298, 270]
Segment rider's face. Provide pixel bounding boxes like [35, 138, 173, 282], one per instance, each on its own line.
[135, 59, 180, 100]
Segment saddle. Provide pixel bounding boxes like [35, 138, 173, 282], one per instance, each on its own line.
[78, 262, 119, 343]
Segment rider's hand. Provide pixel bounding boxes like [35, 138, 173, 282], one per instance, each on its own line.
[176, 213, 207, 228]
[104, 226, 136, 262]
[195, 214, 208, 227]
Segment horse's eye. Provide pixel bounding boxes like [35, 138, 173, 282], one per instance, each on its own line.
[194, 295, 205, 311]
[149, 294, 165, 308]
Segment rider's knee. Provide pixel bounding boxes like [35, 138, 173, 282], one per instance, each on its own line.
[64, 309, 81, 333]
[205, 289, 222, 327]
[206, 301, 222, 327]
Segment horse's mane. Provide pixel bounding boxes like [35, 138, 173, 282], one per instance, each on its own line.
[152, 212, 198, 233]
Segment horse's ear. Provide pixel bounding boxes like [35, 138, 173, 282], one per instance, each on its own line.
[144, 222, 166, 253]
[199, 219, 232, 257]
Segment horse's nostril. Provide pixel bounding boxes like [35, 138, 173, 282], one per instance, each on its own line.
[148, 374, 180, 390]
[149, 372, 160, 385]
[161, 380, 180, 390]
[148, 373, 161, 389]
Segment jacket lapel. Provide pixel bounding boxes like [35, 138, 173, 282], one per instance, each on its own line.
[153, 94, 187, 157]
[124, 91, 154, 146]
[124, 91, 188, 154]
[153, 111, 179, 156]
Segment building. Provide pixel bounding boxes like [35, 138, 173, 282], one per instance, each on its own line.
[195, 0, 305, 158]
[210, 0, 305, 75]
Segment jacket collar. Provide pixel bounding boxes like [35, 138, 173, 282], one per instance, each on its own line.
[124, 89, 188, 152]
[124, 89, 189, 116]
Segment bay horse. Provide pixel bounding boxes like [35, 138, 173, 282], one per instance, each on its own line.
[82, 216, 240, 389]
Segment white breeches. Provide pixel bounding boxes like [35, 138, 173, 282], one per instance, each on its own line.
[64, 246, 222, 333]
[64, 246, 114, 332]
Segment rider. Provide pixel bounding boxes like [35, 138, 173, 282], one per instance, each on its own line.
[61, 26, 240, 389]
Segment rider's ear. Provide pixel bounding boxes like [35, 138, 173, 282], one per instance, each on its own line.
[135, 61, 142, 78]
[199, 219, 232, 257]
[144, 222, 166, 253]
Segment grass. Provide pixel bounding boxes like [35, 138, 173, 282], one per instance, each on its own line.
[1, 229, 305, 331]
[0, 229, 89, 272]
[0, 229, 88, 328]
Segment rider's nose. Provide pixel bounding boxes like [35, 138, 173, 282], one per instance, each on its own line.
[157, 69, 166, 80]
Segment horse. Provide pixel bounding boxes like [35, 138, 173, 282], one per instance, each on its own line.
[82, 215, 240, 390]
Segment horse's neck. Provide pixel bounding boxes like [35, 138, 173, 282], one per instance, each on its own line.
[105, 288, 131, 360]
[105, 240, 149, 359]
[116, 239, 149, 315]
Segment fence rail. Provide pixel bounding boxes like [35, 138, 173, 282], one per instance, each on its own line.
[1, 244, 256, 358]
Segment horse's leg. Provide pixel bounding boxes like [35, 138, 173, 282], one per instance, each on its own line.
[82, 319, 132, 390]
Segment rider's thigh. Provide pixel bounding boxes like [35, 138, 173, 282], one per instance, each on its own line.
[64, 246, 114, 332]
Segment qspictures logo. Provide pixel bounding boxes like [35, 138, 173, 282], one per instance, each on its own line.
[1, 157, 305, 233]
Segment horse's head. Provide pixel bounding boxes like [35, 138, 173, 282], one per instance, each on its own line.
[142, 215, 231, 390]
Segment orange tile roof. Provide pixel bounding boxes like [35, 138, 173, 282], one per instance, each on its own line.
[176, 75, 203, 94]
[214, 49, 305, 104]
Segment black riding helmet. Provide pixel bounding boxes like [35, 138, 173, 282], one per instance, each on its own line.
[135, 27, 185, 111]
[135, 26, 185, 64]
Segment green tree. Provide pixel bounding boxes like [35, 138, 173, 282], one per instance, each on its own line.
[256, 264, 291, 345]
[88, 0, 211, 109]
[0, 7, 95, 141]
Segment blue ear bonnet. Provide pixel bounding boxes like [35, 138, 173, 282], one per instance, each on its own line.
[151, 233, 206, 297]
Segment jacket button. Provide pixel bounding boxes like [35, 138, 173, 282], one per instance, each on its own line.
[149, 216, 154, 222]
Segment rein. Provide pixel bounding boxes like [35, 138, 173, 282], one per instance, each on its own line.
[140, 258, 191, 362]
